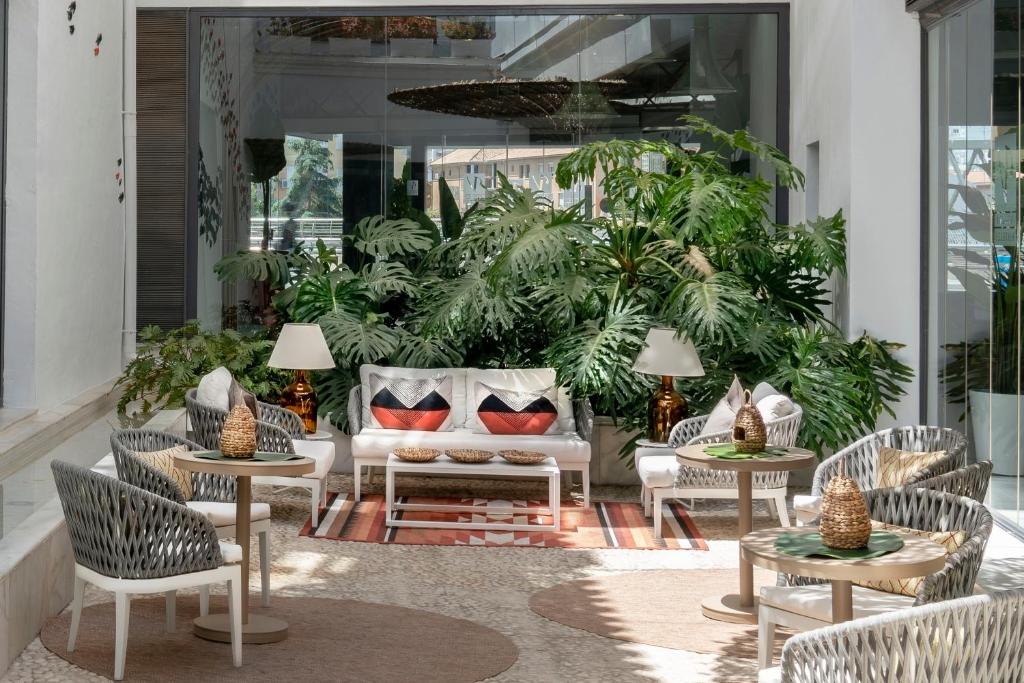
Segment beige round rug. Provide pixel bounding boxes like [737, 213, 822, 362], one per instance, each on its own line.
[529, 569, 790, 659]
[42, 595, 518, 682]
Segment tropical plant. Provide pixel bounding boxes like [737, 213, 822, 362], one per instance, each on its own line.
[441, 20, 495, 40]
[285, 137, 342, 217]
[386, 16, 436, 40]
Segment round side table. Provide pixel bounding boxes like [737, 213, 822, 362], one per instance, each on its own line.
[676, 444, 816, 624]
[174, 451, 314, 643]
[741, 527, 947, 622]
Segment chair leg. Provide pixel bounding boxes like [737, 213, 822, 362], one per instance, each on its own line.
[653, 492, 664, 539]
[227, 575, 242, 667]
[114, 592, 131, 681]
[322, 478, 329, 507]
[582, 469, 590, 508]
[758, 609, 776, 669]
[775, 493, 791, 528]
[259, 529, 270, 607]
[164, 590, 176, 632]
[354, 463, 361, 503]
[199, 584, 210, 617]
[67, 575, 85, 652]
[311, 479, 321, 526]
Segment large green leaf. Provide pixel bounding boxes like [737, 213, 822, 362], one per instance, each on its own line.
[318, 311, 399, 366]
[349, 215, 435, 259]
[361, 261, 419, 301]
[666, 272, 759, 345]
[292, 271, 369, 322]
[438, 176, 464, 240]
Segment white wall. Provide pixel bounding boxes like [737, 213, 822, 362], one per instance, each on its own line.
[4, 0, 126, 409]
[790, 0, 923, 427]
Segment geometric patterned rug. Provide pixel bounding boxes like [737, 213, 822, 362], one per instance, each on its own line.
[300, 494, 708, 550]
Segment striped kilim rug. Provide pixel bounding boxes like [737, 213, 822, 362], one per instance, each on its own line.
[300, 494, 708, 550]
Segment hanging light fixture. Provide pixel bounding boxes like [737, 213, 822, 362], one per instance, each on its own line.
[682, 15, 735, 97]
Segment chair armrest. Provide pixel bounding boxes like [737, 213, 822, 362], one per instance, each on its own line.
[672, 415, 710, 446]
[686, 427, 731, 446]
[185, 390, 227, 451]
[347, 385, 363, 435]
[258, 401, 306, 440]
[256, 420, 296, 455]
[573, 399, 594, 441]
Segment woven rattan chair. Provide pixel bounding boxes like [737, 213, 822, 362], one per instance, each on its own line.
[758, 589, 1024, 683]
[910, 460, 993, 503]
[52, 461, 242, 679]
[110, 429, 272, 608]
[759, 486, 993, 669]
[185, 388, 335, 524]
[794, 426, 967, 524]
[634, 405, 803, 537]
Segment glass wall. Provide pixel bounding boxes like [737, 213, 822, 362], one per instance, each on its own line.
[194, 11, 782, 331]
[927, 0, 1020, 524]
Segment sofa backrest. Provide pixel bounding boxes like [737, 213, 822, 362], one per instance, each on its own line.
[358, 364, 575, 432]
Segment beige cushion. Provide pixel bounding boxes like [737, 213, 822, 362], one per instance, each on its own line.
[756, 394, 794, 420]
[351, 427, 590, 464]
[289, 439, 335, 479]
[760, 583, 916, 623]
[855, 521, 964, 597]
[196, 366, 233, 412]
[876, 446, 946, 487]
[136, 445, 193, 500]
[637, 455, 679, 488]
[699, 376, 744, 435]
[187, 501, 271, 527]
[218, 541, 242, 564]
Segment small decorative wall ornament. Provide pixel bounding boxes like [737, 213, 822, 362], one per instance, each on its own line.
[67, 2, 76, 34]
[94, 33, 102, 56]
[115, 158, 125, 204]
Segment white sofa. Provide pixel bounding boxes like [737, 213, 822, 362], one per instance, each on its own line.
[348, 365, 594, 506]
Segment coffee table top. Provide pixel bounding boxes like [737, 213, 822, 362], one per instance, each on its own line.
[174, 451, 315, 478]
[740, 527, 948, 582]
[387, 453, 558, 473]
[675, 444, 817, 473]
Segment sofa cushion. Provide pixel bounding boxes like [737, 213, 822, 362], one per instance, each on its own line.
[877, 446, 947, 488]
[368, 372, 453, 431]
[756, 394, 794, 421]
[760, 583, 916, 623]
[360, 365, 466, 429]
[218, 541, 243, 565]
[699, 376, 745, 436]
[465, 368, 574, 433]
[637, 455, 679, 488]
[351, 427, 590, 464]
[187, 501, 271, 527]
[197, 366, 233, 412]
[290, 439, 336, 479]
[473, 381, 559, 435]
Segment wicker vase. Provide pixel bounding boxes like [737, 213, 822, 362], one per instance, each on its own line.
[819, 460, 872, 549]
[220, 404, 257, 458]
[732, 390, 766, 453]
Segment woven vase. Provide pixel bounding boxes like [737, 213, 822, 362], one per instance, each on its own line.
[220, 404, 257, 458]
[732, 390, 767, 453]
[819, 460, 872, 549]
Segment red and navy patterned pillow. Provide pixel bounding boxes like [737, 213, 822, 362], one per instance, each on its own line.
[369, 374, 453, 431]
[474, 382, 558, 435]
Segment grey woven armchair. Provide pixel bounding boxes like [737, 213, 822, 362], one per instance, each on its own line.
[52, 461, 242, 679]
[910, 460, 993, 503]
[185, 388, 304, 449]
[110, 428, 272, 608]
[760, 486, 993, 668]
[761, 589, 1024, 683]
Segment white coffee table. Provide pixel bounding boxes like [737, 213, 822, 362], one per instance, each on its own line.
[384, 453, 561, 531]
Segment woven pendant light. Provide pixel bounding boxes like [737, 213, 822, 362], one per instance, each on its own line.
[819, 459, 872, 549]
[220, 404, 257, 458]
[732, 390, 766, 453]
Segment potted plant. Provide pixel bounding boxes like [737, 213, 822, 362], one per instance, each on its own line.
[329, 17, 384, 57]
[387, 16, 436, 58]
[442, 19, 495, 59]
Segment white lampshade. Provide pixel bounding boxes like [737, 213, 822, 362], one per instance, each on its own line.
[632, 327, 705, 378]
[268, 323, 336, 370]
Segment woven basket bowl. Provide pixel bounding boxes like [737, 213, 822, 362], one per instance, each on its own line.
[819, 474, 872, 549]
[394, 447, 441, 463]
[499, 450, 547, 465]
[220, 404, 257, 458]
[446, 449, 495, 464]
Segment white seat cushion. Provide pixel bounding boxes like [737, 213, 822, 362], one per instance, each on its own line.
[757, 667, 782, 683]
[351, 427, 590, 464]
[292, 439, 335, 479]
[634, 445, 673, 472]
[637, 455, 679, 488]
[187, 501, 271, 527]
[760, 583, 916, 623]
[218, 541, 242, 564]
[794, 494, 821, 523]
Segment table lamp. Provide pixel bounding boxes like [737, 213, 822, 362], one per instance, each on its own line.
[268, 323, 336, 434]
[632, 327, 704, 443]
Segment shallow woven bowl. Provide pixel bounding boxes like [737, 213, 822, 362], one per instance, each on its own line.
[394, 447, 441, 463]
[446, 449, 495, 464]
[499, 449, 547, 465]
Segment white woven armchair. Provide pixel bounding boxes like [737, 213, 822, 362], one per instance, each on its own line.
[635, 405, 803, 537]
[760, 589, 1024, 683]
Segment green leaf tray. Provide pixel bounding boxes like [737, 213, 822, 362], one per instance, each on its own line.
[703, 444, 791, 460]
[195, 451, 303, 462]
[775, 531, 904, 560]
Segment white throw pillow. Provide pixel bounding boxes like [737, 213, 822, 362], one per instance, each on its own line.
[751, 381, 783, 404]
[196, 367, 233, 412]
[756, 394, 795, 420]
[699, 376, 745, 436]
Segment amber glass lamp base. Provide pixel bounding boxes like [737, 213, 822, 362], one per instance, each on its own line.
[280, 370, 318, 434]
[647, 375, 688, 443]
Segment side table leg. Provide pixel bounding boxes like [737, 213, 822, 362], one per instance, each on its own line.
[831, 580, 854, 623]
[738, 470, 754, 608]
[236, 476, 251, 625]
[385, 466, 394, 526]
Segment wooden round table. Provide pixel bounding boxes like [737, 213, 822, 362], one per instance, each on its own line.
[741, 527, 947, 622]
[676, 444, 816, 624]
[174, 451, 314, 644]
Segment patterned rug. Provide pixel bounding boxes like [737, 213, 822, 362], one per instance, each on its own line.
[300, 494, 708, 550]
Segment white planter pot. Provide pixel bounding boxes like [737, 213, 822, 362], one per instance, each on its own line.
[969, 389, 1021, 475]
[329, 38, 373, 57]
[277, 36, 312, 55]
[589, 417, 643, 486]
[449, 39, 492, 59]
[389, 38, 434, 58]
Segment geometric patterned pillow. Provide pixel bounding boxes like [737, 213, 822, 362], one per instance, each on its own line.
[136, 444, 193, 500]
[473, 382, 558, 435]
[854, 520, 965, 597]
[877, 447, 947, 488]
[368, 373, 453, 431]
